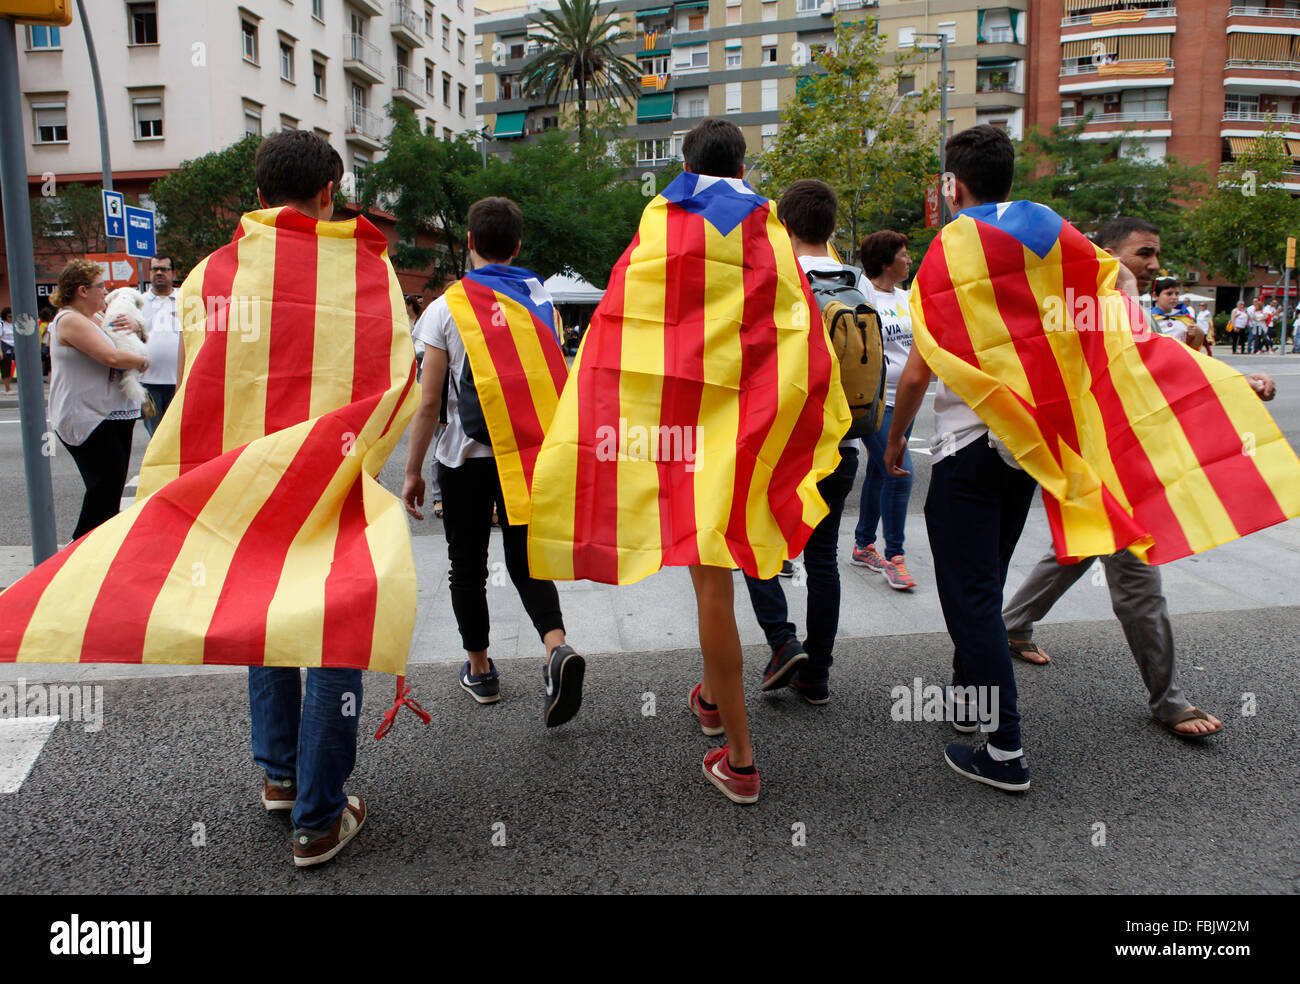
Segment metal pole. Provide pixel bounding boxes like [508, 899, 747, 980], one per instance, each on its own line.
[76, 0, 120, 252]
[1283, 266, 1291, 353]
[939, 34, 949, 226]
[0, 19, 58, 564]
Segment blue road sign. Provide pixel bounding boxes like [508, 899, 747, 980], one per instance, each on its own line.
[124, 205, 156, 258]
[103, 190, 125, 239]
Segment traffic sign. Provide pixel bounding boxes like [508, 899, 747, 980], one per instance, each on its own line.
[124, 205, 155, 258]
[103, 190, 124, 239]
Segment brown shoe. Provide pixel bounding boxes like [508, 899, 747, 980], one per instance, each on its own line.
[292, 795, 366, 868]
[261, 776, 297, 812]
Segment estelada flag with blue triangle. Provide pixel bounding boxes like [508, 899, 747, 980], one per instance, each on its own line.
[0, 207, 423, 693]
[910, 200, 1300, 564]
[527, 172, 851, 585]
[442, 264, 568, 526]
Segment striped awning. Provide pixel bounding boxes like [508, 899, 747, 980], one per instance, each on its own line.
[1063, 37, 1116, 59]
[1228, 137, 1254, 156]
[1229, 32, 1292, 61]
[1065, 0, 1112, 10]
[1117, 34, 1170, 60]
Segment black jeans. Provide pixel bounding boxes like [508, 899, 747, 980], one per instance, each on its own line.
[743, 446, 859, 680]
[438, 456, 564, 654]
[925, 437, 1038, 752]
[61, 417, 135, 540]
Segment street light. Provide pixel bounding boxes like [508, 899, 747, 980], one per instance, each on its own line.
[914, 32, 950, 225]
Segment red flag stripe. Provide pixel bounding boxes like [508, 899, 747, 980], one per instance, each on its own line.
[352, 235, 395, 401]
[917, 240, 980, 370]
[321, 477, 378, 667]
[0, 538, 87, 660]
[179, 235, 241, 473]
[264, 209, 320, 433]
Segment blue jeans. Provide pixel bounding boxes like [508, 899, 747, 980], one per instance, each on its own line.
[925, 438, 1037, 753]
[743, 446, 858, 680]
[249, 667, 362, 832]
[142, 383, 175, 437]
[855, 405, 914, 558]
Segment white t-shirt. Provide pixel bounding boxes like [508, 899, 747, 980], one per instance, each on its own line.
[799, 254, 863, 450]
[0, 318, 13, 346]
[412, 293, 495, 470]
[140, 288, 180, 385]
[858, 279, 913, 407]
[1249, 306, 1268, 329]
[1150, 308, 1188, 344]
[1196, 309, 1211, 331]
[1232, 308, 1249, 329]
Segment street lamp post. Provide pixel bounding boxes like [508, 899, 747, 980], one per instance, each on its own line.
[915, 32, 950, 225]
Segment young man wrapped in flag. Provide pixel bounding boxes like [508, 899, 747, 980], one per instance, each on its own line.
[0, 130, 421, 865]
[885, 126, 1300, 793]
[527, 119, 850, 804]
[402, 198, 584, 727]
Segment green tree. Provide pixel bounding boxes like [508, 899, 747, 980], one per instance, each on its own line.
[30, 182, 108, 260]
[150, 135, 261, 277]
[1184, 130, 1300, 290]
[752, 19, 941, 264]
[360, 106, 482, 287]
[519, 0, 643, 145]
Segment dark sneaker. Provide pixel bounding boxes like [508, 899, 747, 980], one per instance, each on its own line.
[778, 560, 795, 578]
[261, 776, 296, 812]
[760, 639, 808, 692]
[292, 794, 366, 867]
[944, 743, 1030, 792]
[945, 684, 979, 734]
[789, 669, 829, 705]
[702, 746, 760, 804]
[460, 659, 500, 704]
[543, 644, 585, 727]
[689, 682, 724, 736]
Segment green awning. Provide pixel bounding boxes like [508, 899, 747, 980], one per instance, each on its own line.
[675, 1, 709, 8]
[493, 111, 526, 138]
[638, 6, 671, 15]
[638, 47, 669, 58]
[637, 92, 675, 122]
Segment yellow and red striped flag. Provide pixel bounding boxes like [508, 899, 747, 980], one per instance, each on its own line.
[0, 207, 420, 674]
[527, 173, 850, 585]
[911, 200, 1300, 565]
[641, 74, 659, 90]
[442, 265, 568, 526]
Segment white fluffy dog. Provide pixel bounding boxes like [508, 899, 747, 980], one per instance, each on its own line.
[102, 287, 155, 415]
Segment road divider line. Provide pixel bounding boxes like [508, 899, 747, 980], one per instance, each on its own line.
[0, 716, 60, 794]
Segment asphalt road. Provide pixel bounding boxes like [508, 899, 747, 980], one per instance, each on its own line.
[0, 607, 1295, 893]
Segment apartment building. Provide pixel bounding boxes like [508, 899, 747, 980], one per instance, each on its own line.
[474, 0, 1028, 169]
[4, 0, 476, 300]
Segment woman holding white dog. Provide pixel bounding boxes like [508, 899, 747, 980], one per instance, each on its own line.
[48, 259, 148, 540]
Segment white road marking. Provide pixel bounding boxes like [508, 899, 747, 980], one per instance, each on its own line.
[0, 716, 60, 794]
[124, 473, 139, 490]
[120, 497, 135, 509]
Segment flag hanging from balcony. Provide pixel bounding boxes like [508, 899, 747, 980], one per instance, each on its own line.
[0, 207, 420, 675]
[442, 265, 568, 527]
[644, 29, 659, 50]
[641, 74, 658, 90]
[910, 200, 1300, 565]
[527, 172, 851, 586]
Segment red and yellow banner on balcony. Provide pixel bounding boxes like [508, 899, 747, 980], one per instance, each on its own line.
[1091, 10, 1147, 26]
[911, 201, 1300, 565]
[0, 207, 420, 674]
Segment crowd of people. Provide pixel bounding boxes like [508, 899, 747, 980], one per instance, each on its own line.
[25, 121, 1286, 868]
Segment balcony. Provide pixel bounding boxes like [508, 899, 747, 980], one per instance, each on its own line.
[345, 105, 385, 149]
[352, 0, 384, 15]
[390, 2, 422, 47]
[1059, 59, 1174, 91]
[343, 34, 384, 84]
[1062, 6, 1176, 28]
[983, 26, 1016, 43]
[1228, 5, 1300, 17]
[1059, 111, 1172, 126]
[1222, 110, 1300, 127]
[393, 65, 424, 107]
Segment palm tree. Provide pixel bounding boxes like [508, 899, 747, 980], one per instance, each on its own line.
[519, 0, 644, 145]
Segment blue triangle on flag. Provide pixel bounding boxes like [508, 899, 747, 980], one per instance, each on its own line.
[963, 201, 1064, 259]
[661, 173, 766, 237]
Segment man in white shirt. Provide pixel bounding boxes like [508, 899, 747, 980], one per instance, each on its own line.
[139, 256, 180, 436]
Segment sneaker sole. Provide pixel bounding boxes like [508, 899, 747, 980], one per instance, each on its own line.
[688, 692, 725, 736]
[544, 651, 585, 727]
[293, 809, 366, 868]
[850, 558, 885, 572]
[760, 650, 809, 692]
[797, 691, 830, 705]
[943, 749, 1030, 792]
[459, 678, 501, 704]
[885, 578, 916, 591]
[261, 796, 295, 812]
[702, 760, 759, 804]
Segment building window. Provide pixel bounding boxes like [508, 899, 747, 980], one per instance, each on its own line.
[726, 82, 741, 114]
[313, 59, 326, 97]
[312, 0, 324, 22]
[443, 127, 452, 140]
[458, 31, 466, 63]
[762, 43, 777, 64]
[673, 44, 708, 71]
[500, 73, 518, 100]
[898, 27, 915, 48]
[314, 126, 331, 143]
[938, 22, 956, 44]
[898, 74, 915, 95]
[128, 3, 158, 46]
[761, 122, 778, 151]
[762, 0, 777, 22]
[443, 72, 451, 106]
[442, 16, 451, 51]
[1225, 93, 1260, 117]
[681, 94, 707, 117]
[26, 25, 61, 49]
[280, 42, 295, 83]
[761, 78, 778, 113]
[638, 137, 672, 165]
[281, 114, 299, 130]
[32, 103, 68, 144]
[458, 84, 466, 116]
[133, 97, 163, 139]
[425, 64, 435, 96]
[641, 54, 669, 75]
[244, 104, 263, 137]
[688, 12, 706, 32]
[352, 152, 370, 194]
[425, 4, 434, 37]
[726, 46, 741, 68]
[726, 0, 741, 26]
[242, 20, 259, 64]
[796, 0, 820, 13]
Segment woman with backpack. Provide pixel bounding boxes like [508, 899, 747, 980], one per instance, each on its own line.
[850, 231, 918, 591]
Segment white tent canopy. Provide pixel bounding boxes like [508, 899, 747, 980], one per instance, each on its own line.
[1180, 292, 1214, 304]
[544, 270, 605, 305]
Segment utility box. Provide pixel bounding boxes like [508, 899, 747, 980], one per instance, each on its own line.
[0, 1, 72, 26]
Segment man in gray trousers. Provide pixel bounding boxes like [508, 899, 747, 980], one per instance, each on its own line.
[1002, 216, 1277, 738]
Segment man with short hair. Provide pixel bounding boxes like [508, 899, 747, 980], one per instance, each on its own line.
[140, 255, 179, 437]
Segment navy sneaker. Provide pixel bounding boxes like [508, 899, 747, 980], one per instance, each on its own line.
[760, 639, 809, 692]
[944, 742, 1030, 792]
[459, 659, 500, 704]
[543, 644, 585, 727]
[789, 668, 829, 705]
[778, 560, 795, 578]
[945, 684, 980, 734]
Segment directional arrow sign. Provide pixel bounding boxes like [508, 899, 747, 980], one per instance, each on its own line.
[124, 205, 156, 258]
[103, 189, 125, 239]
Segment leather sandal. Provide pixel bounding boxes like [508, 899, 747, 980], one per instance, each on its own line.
[1008, 638, 1050, 665]
[1158, 706, 1223, 738]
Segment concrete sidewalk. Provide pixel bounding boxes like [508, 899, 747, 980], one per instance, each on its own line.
[2, 503, 1296, 683]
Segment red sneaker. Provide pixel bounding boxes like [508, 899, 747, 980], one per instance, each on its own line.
[689, 682, 724, 736]
[702, 746, 760, 804]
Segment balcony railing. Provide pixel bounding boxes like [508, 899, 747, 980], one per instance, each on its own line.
[344, 33, 383, 72]
[394, 65, 424, 101]
[1225, 58, 1300, 71]
[1228, 5, 1300, 17]
[392, 1, 421, 35]
[976, 81, 1024, 94]
[1059, 59, 1173, 76]
[982, 26, 1015, 43]
[1222, 110, 1300, 125]
[347, 105, 385, 141]
[1059, 111, 1172, 126]
[1062, 6, 1176, 27]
